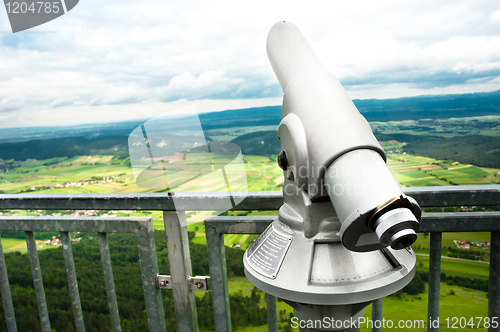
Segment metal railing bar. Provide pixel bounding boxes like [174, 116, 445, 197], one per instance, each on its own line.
[204, 216, 274, 234]
[0, 185, 498, 210]
[97, 233, 121, 332]
[136, 219, 167, 332]
[205, 223, 231, 332]
[372, 298, 383, 332]
[61, 232, 85, 332]
[0, 213, 497, 235]
[0, 191, 278, 211]
[420, 212, 500, 232]
[265, 293, 278, 332]
[489, 232, 500, 332]
[163, 210, 199, 332]
[204, 213, 500, 234]
[404, 185, 500, 207]
[0, 236, 17, 332]
[203, 217, 282, 332]
[427, 232, 442, 332]
[0, 216, 151, 233]
[25, 231, 51, 332]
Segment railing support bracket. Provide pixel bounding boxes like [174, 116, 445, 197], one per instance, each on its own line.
[157, 275, 210, 291]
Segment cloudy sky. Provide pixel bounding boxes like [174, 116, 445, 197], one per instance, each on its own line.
[1, 0, 500, 128]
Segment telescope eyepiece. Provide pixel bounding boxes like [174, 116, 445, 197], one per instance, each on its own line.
[390, 229, 417, 250]
[373, 208, 418, 250]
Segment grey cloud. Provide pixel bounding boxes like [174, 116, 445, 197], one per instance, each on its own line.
[340, 68, 500, 90]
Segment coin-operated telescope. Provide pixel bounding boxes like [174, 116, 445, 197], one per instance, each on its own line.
[243, 21, 421, 331]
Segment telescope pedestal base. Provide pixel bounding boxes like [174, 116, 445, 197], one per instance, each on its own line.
[243, 212, 417, 305]
[243, 187, 416, 330]
[284, 300, 368, 331]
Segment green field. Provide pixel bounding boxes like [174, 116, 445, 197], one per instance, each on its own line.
[2, 152, 498, 196]
[388, 154, 499, 186]
[1, 152, 498, 251]
[0, 154, 284, 195]
[0, 237, 58, 254]
[414, 232, 491, 252]
[229, 277, 489, 332]
[0, 237, 25, 248]
[416, 255, 490, 279]
[0, 156, 141, 194]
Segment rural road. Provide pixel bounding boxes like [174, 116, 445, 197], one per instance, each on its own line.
[416, 253, 489, 264]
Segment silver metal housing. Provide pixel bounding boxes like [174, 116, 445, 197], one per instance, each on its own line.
[268, 21, 421, 251]
[244, 185, 417, 306]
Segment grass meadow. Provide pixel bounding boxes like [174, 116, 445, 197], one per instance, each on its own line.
[229, 276, 489, 332]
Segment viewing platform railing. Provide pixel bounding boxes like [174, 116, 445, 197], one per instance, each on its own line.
[0, 185, 498, 332]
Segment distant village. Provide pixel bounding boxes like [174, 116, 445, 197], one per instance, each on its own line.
[46, 235, 81, 246]
[455, 239, 490, 250]
[24, 176, 132, 192]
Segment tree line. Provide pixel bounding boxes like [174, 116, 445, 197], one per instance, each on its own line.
[403, 135, 500, 168]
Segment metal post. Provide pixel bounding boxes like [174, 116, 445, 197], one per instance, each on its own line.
[372, 298, 383, 332]
[136, 219, 167, 332]
[205, 223, 232, 332]
[266, 293, 278, 332]
[0, 235, 17, 332]
[98, 233, 121, 332]
[25, 231, 51, 332]
[61, 232, 85, 332]
[164, 210, 199, 332]
[427, 232, 442, 332]
[489, 232, 500, 332]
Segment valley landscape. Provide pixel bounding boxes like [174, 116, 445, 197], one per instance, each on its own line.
[0, 90, 499, 331]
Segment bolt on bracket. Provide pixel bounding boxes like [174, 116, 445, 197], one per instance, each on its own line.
[157, 275, 210, 291]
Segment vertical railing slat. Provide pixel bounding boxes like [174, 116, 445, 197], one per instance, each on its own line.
[372, 298, 383, 332]
[136, 219, 167, 332]
[98, 233, 121, 332]
[163, 210, 199, 332]
[427, 232, 442, 332]
[0, 235, 17, 332]
[25, 231, 51, 332]
[265, 293, 277, 332]
[61, 232, 85, 332]
[488, 231, 500, 332]
[205, 225, 232, 332]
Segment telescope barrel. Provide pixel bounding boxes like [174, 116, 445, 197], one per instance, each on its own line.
[268, 21, 420, 251]
[268, 21, 385, 198]
[244, 22, 419, 318]
[266, 21, 325, 92]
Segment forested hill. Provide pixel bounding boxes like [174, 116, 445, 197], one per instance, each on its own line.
[1, 131, 499, 169]
[2, 89, 500, 144]
[355, 89, 500, 121]
[0, 136, 129, 161]
[403, 135, 500, 168]
[230, 131, 280, 156]
[201, 89, 500, 126]
[0, 89, 499, 162]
